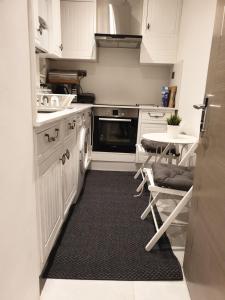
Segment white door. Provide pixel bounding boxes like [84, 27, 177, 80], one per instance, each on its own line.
[140, 0, 182, 64]
[62, 136, 78, 216]
[38, 149, 63, 267]
[49, 0, 62, 56]
[61, 0, 96, 59]
[184, 1, 225, 298]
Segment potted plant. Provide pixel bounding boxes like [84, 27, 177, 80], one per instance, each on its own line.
[167, 113, 182, 138]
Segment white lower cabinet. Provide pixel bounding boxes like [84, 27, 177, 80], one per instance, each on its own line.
[36, 113, 82, 270]
[62, 136, 78, 217]
[38, 148, 63, 266]
[136, 109, 175, 162]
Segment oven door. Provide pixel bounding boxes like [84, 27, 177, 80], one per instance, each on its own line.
[93, 116, 138, 153]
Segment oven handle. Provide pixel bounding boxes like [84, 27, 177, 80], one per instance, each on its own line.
[99, 118, 132, 122]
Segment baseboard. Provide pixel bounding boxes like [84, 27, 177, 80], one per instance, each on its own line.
[91, 151, 136, 162]
[89, 161, 138, 172]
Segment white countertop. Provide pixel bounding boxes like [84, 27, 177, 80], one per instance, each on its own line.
[139, 105, 177, 110]
[93, 104, 139, 109]
[93, 104, 176, 110]
[34, 103, 176, 128]
[35, 104, 92, 128]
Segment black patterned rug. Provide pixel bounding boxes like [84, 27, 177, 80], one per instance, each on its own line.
[43, 170, 183, 281]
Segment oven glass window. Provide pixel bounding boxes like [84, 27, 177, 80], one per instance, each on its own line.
[93, 117, 138, 153]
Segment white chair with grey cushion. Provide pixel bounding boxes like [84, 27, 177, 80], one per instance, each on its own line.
[141, 143, 197, 251]
[134, 139, 180, 196]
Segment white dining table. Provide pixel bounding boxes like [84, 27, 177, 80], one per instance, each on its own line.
[142, 132, 198, 164]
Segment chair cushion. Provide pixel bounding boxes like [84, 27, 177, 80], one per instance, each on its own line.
[141, 139, 179, 156]
[152, 163, 194, 191]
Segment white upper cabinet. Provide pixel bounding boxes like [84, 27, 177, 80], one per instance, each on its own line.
[48, 0, 62, 57]
[140, 0, 182, 64]
[61, 0, 96, 60]
[38, 0, 50, 52]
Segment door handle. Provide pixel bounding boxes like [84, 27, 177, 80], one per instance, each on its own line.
[99, 118, 132, 122]
[193, 104, 207, 110]
[193, 94, 214, 134]
[193, 94, 214, 110]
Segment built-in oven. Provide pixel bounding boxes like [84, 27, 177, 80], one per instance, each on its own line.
[93, 107, 139, 153]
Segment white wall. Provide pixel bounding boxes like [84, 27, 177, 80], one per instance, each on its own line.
[0, 1, 39, 300]
[49, 48, 170, 105]
[171, 0, 217, 136]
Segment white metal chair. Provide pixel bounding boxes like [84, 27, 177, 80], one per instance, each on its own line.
[134, 139, 180, 196]
[140, 143, 197, 251]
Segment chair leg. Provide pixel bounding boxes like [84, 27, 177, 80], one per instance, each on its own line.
[145, 188, 193, 251]
[141, 192, 159, 220]
[134, 155, 151, 179]
[136, 176, 147, 193]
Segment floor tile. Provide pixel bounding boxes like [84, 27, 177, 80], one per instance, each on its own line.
[40, 279, 134, 300]
[134, 281, 191, 300]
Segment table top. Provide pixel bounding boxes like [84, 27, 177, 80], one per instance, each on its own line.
[142, 133, 198, 145]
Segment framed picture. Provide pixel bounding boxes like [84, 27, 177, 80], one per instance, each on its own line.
[168, 86, 177, 108]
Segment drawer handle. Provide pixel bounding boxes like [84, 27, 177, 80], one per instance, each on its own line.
[60, 153, 66, 165]
[45, 128, 59, 142]
[68, 120, 76, 130]
[148, 112, 165, 118]
[65, 149, 70, 160]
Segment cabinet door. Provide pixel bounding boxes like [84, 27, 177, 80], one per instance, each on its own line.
[61, 0, 96, 60]
[32, 0, 40, 45]
[48, 0, 62, 57]
[140, 0, 182, 64]
[62, 136, 78, 216]
[38, 0, 49, 51]
[38, 149, 63, 267]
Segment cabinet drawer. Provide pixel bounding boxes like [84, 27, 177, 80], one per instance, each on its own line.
[141, 110, 172, 123]
[37, 122, 62, 156]
[64, 115, 77, 139]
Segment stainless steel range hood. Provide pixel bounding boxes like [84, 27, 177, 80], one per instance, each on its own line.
[95, 0, 143, 49]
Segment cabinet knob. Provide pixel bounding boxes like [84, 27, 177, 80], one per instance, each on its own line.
[60, 153, 66, 165]
[59, 43, 63, 51]
[65, 149, 70, 160]
[146, 23, 150, 30]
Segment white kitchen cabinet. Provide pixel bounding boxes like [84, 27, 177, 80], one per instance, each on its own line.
[35, 111, 90, 271]
[37, 0, 49, 52]
[140, 0, 182, 64]
[136, 108, 175, 162]
[32, 0, 41, 46]
[37, 148, 63, 266]
[62, 135, 78, 217]
[61, 0, 96, 60]
[48, 0, 62, 57]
